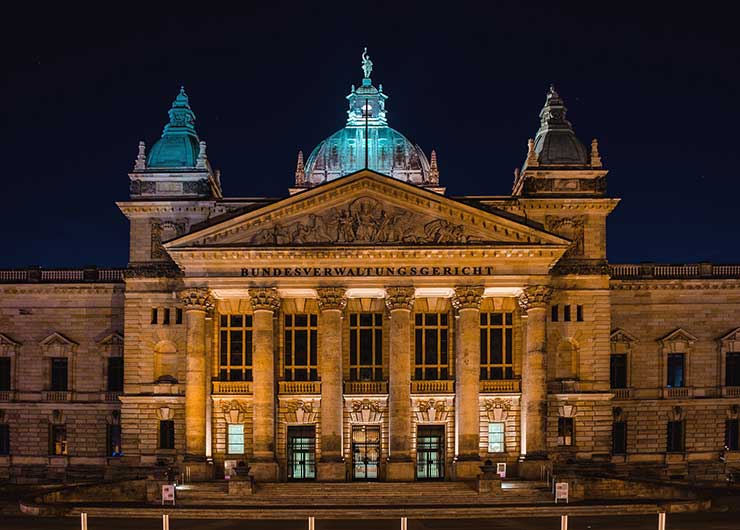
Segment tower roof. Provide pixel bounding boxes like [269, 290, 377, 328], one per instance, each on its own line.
[147, 87, 201, 169]
[530, 85, 588, 167]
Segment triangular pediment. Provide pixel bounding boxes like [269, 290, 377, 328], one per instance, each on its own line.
[610, 328, 638, 343]
[167, 171, 569, 249]
[0, 333, 20, 347]
[720, 327, 740, 344]
[659, 328, 697, 345]
[39, 332, 78, 347]
[97, 332, 124, 346]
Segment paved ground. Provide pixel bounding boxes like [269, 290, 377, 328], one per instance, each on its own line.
[2, 513, 740, 530]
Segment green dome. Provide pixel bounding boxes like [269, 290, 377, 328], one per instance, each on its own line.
[147, 87, 200, 169]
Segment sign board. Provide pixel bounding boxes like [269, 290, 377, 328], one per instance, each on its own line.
[161, 484, 176, 506]
[496, 462, 507, 478]
[555, 482, 569, 504]
[224, 459, 238, 480]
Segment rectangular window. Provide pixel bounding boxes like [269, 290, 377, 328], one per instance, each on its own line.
[667, 353, 685, 388]
[726, 419, 739, 451]
[551, 305, 559, 322]
[0, 424, 9, 455]
[228, 424, 245, 455]
[488, 422, 505, 453]
[151, 308, 158, 325]
[162, 308, 170, 325]
[480, 312, 513, 380]
[612, 421, 627, 454]
[219, 314, 254, 381]
[50, 424, 67, 455]
[726, 352, 740, 387]
[667, 420, 684, 452]
[610, 354, 628, 389]
[287, 425, 316, 480]
[107, 424, 122, 456]
[107, 357, 124, 392]
[159, 420, 175, 450]
[0, 357, 10, 391]
[175, 308, 183, 325]
[284, 314, 318, 381]
[563, 305, 571, 322]
[349, 313, 383, 382]
[558, 417, 574, 446]
[414, 313, 449, 380]
[576, 305, 584, 322]
[50, 358, 68, 391]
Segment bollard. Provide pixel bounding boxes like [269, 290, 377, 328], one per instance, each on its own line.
[80, 512, 88, 530]
[560, 514, 568, 530]
[308, 516, 315, 530]
[658, 512, 666, 530]
[401, 516, 408, 530]
[162, 513, 170, 530]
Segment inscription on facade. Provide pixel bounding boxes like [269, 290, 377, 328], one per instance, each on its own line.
[240, 265, 495, 277]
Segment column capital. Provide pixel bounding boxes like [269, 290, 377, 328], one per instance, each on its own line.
[316, 287, 347, 311]
[179, 288, 214, 312]
[248, 287, 281, 312]
[385, 286, 415, 311]
[518, 285, 554, 312]
[452, 285, 484, 311]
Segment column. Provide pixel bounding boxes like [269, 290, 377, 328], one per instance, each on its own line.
[316, 287, 347, 481]
[385, 286, 415, 481]
[249, 287, 280, 481]
[452, 285, 484, 479]
[179, 288, 213, 463]
[518, 285, 553, 476]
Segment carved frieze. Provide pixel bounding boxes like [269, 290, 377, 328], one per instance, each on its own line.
[416, 398, 449, 422]
[125, 263, 183, 279]
[151, 218, 189, 259]
[248, 287, 280, 312]
[221, 400, 249, 424]
[285, 400, 317, 424]
[349, 399, 383, 423]
[484, 398, 511, 422]
[545, 216, 585, 258]
[517, 285, 553, 312]
[179, 288, 214, 312]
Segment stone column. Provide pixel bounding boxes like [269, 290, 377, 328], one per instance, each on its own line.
[179, 288, 213, 467]
[518, 285, 553, 478]
[385, 286, 416, 481]
[249, 287, 280, 482]
[316, 288, 347, 481]
[452, 285, 484, 480]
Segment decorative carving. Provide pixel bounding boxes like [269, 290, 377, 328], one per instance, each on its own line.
[526, 138, 539, 167]
[248, 288, 280, 312]
[517, 285, 553, 312]
[484, 398, 511, 422]
[196, 141, 207, 169]
[545, 216, 585, 258]
[558, 404, 577, 418]
[590, 138, 602, 168]
[51, 409, 65, 424]
[40, 332, 78, 357]
[150, 218, 189, 259]
[317, 287, 347, 311]
[385, 286, 415, 311]
[134, 141, 147, 170]
[361, 47, 373, 79]
[285, 400, 317, 423]
[452, 285, 484, 311]
[416, 398, 449, 422]
[552, 259, 610, 276]
[129, 180, 156, 195]
[613, 407, 626, 421]
[295, 150, 306, 186]
[349, 399, 383, 423]
[125, 263, 183, 279]
[183, 179, 210, 195]
[428, 150, 440, 185]
[179, 288, 214, 312]
[221, 400, 249, 424]
[668, 406, 684, 422]
[156, 407, 174, 420]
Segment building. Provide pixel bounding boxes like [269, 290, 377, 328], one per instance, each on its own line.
[1, 52, 739, 484]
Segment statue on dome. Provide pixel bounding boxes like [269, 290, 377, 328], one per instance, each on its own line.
[362, 47, 373, 79]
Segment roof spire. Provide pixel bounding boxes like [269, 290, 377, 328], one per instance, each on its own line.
[134, 141, 146, 170]
[428, 149, 440, 185]
[295, 150, 306, 186]
[147, 86, 201, 168]
[362, 47, 373, 80]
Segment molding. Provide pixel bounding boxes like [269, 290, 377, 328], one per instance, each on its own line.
[610, 281, 740, 290]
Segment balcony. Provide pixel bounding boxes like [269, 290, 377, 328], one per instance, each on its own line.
[103, 391, 121, 402]
[43, 390, 71, 401]
[279, 381, 321, 394]
[480, 379, 521, 393]
[611, 388, 633, 400]
[344, 380, 388, 394]
[411, 380, 454, 394]
[0, 390, 13, 401]
[212, 381, 253, 394]
[724, 386, 740, 397]
[663, 387, 691, 398]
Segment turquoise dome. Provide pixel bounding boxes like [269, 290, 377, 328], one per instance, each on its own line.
[147, 87, 200, 169]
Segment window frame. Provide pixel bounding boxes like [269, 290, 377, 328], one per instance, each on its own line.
[283, 314, 318, 382]
[414, 312, 450, 381]
[348, 313, 383, 382]
[107, 424, 122, 457]
[159, 420, 175, 450]
[219, 314, 255, 382]
[612, 421, 627, 454]
[726, 418, 739, 451]
[0, 357, 11, 392]
[487, 421, 506, 453]
[50, 357, 68, 391]
[610, 353, 628, 389]
[227, 423, 245, 455]
[666, 420, 685, 453]
[479, 312, 514, 381]
[49, 424, 68, 456]
[666, 353, 685, 388]
[557, 417, 574, 447]
[0, 424, 9, 455]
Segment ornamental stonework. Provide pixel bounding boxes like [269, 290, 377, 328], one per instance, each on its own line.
[484, 398, 511, 422]
[416, 398, 449, 422]
[451, 285, 484, 311]
[385, 286, 415, 311]
[221, 400, 249, 424]
[285, 400, 317, 424]
[349, 399, 383, 423]
[517, 285, 553, 311]
[150, 218, 189, 259]
[545, 216, 585, 258]
[248, 287, 281, 312]
[179, 288, 214, 312]
[317, 287, 347, 311]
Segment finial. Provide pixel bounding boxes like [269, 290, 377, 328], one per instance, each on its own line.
[134, 141, 146, 170]
[513, 167, 520, 182]
[361, 47, 373, 79]
[197, 141, 207, 169]
[590, 138, 602, 168]
[295, 150, 306, 186]
[526, 138, 539, 167]
[428, 149, 440, 185]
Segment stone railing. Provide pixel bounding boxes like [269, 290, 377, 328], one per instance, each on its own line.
[664, 387, 691, 398]
[212, 381, 253, 394]
[724, 386, 740, 397]
[411, 380, 454, 394]
[43, 390, 72, 401]
[0, 390, 13, 401]
[344, 381, 388, 394]
[0, 267, 125, 283]
[279, 381, 321, 394]
[610, 263, 740, 280]
[104, 391, 122, 402]
[480, 379, 521, 393]
[611, 388, 633, 400]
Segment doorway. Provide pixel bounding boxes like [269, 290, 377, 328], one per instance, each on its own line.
[287, 425, 316, 480]
[352, 424, 380, 480]
[416, 425, 444, 480]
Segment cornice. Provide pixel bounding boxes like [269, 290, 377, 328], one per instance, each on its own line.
[0, 285, 124, 295]
[610, 280, 740, 291]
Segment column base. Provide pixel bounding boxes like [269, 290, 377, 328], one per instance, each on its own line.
[317, 459, 347, 482]
[518, 454, 551, 480]
[386, 458, 416, 481]
[452, 457, 482, 481]
[249, 460, 279, 482]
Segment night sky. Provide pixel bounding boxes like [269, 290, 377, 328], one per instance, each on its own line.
[2, 3, 738, 268]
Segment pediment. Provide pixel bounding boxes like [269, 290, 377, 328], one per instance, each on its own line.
[97, 332, 124, 346]
[40, 332, 78, 356]
[659, 328, 697, 345]
[0, 333, 20, 356]
[166, 171, 569, 250]
[720, 327, 740, 347]
[610, 328, 638, 343]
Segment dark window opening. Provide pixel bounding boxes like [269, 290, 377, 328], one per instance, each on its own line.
[175, 308, 183, 325]
[107, 357, 124, 392]
[551, 305, 559, 322]
[612, 421, 627, 454]
[162, 308, 170, 325]
[0, 424, 9, 455]
[610, 354, 628, 389]
[479, 312, 513, 380]
[284, 314, 318, 381]
[667, 420, 684, 452]
[50, 358, 68, 391]
[50, 424, 67, 455]
[151, 308, 158, 325]
[0, 357, 10, 391]
[159, 420, 175, 449]
[725, 419, 739, 451]
[414, 313, 449, 381]
[349, 313, 383, 382]
[576, 305, 584, 322]
[726, 352, 740, 386]
[563, 305, 571, 322]
[107, 424, 122, 456]
[667, 354, 685, 388]
[219, 314, 254, 382]
[558, 417, 574, 446]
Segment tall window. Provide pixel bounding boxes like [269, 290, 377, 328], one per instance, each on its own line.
[0, 424, 9, 455]
[219, 315, 254, 381]
[558, 417, 574, 446]
[159, 420, 175, 449]
[284, 314, 318, 381]
[414, 313, 449, 380]
[228, 424, 245, 455]
[107, 424, 122, 456]
[667, 420, 684, 452]
[725, 419, 739, 451]
[50, 358, 68, 391]
[162, 308, 170, 325]
[480, 312, 513, 380]
[488, 422, 505, 453]
[107, 357, 124, 392]
[50, 425, 67, 455]
[563, 305, 572, 322]
[610, 354, 628, 389]
[726, 352, 740, 386]
[0, 357, 10, 391]
[349, 313, 383, 381]
[612, 421, 627, 454]
[667, 354, 685, 388]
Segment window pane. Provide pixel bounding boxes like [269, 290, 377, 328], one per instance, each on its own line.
[228, 424, 245, 454]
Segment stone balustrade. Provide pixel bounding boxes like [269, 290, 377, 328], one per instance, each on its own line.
[212, 381, 253, 394]
[410, 380, 454, 394]
[43, 390, 72, 401]
[344, 380, 388, 394]
[278, 381, 321, 394]
[610, 263, 740, 279]
[664, 387, 691, 398]
[611, 388, 633, 400]
[479, 379, 521, 393]
[0, 267, 125, 283]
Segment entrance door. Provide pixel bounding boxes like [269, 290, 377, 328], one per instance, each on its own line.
[416, 425, 444, 480]
[352, 425, 380, 480]
[287, 425, 316, 480]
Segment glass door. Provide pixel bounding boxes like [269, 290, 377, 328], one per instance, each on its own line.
[352, 425, 380, 480]
[287, 425, 316, 480]
[416, 425, 444, 480]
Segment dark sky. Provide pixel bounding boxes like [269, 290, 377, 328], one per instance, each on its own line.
[2, 2, 738, 267]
